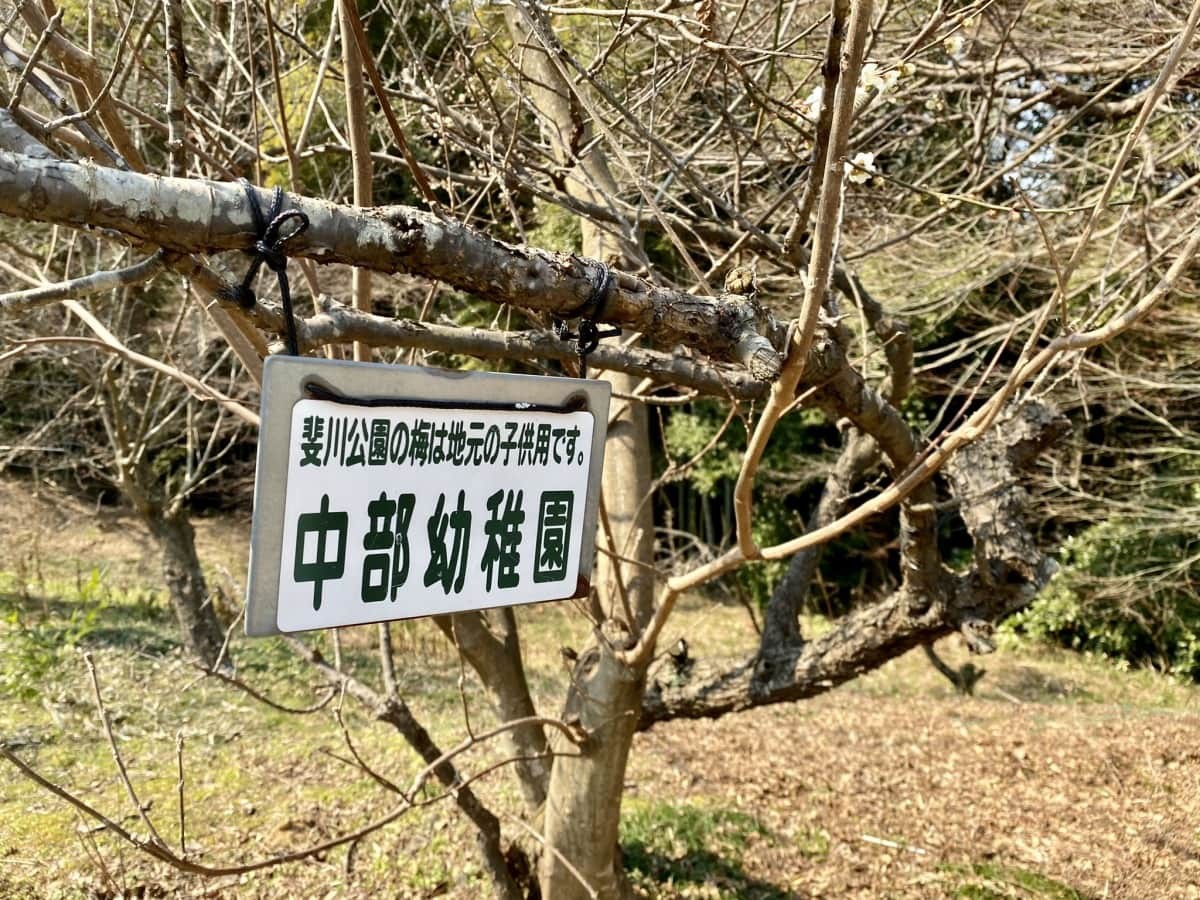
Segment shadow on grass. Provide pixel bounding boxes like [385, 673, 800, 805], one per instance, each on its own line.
[942, 862, 1088, 899]
[622, 843, 798, 899]
[620, 800, 797, 899]
[0, 581, 178, 657]
[992, 664, 1095, 704]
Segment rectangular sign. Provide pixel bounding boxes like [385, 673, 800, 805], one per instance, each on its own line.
[245, 358, 609, 635]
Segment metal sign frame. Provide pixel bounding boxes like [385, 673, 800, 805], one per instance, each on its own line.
[245, 357, 610, 636]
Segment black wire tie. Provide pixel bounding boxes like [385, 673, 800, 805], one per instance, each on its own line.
[230, 179, 309, 357]
[553, 259, 621, 378]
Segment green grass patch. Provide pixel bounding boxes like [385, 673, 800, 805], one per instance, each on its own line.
[0, 560, 503, 897]
[0, 568, 175, 701]
[620, 799, 789, 899]
[793, 826, 830, 860]
[943, 862, 1086, 899]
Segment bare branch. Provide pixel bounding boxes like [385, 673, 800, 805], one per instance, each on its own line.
[0, 150, 784, 375]
[641, 402, 1068, 728]
[10, 333, 259, 427]
[0, 251, 165, 313]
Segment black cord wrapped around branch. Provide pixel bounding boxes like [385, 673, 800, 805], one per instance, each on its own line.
[227, 179, 309, 356]
[553, 259, 621, 378]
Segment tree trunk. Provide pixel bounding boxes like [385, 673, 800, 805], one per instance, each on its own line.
[147, 510, 225, 669]
[497, 9, 657, 896]
[538, 368, 654, 900]
[541, 641, 644, 900]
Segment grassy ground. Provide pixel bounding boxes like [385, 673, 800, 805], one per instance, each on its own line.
[1, 478, 1198, 899]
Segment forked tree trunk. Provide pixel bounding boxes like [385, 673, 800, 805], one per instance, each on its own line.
[540, 368, 654, 900]
[147, 510, 225, 669]
[496, 9, 657, 897]
[499, 10, 658, 894]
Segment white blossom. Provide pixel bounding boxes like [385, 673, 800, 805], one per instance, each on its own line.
[846, 151, 878, 184]
[800, 85, 824, 121]
[861, 63, 898, 96]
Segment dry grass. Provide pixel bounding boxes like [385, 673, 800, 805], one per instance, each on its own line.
[1, 478, 1198, 899]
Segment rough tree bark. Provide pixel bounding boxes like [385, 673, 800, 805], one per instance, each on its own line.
[146, 509, 225, 670]
[502, 6, 657, 897]
[0, 151, 781, 378]
[641, 402, 1069, 727]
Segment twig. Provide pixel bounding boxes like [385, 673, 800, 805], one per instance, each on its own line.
[732, 0, 875, 559]
[42, 0, 139, 135]
[331, 687, 410, 799]
[783, 0, 850, 259]
[178, 652, 338, 715]
[378, 622, 399, 698]
[405, 715, 584, 801]
[5, 9, 63, 111]
[12, 333, 259, 427]
[161, 0, 188, 177]
[84, 652, 168, 850]
[0, 252, 167, 313]
[597, 497, 634, 627]
[861, 833, 927, 855]
[452, 624, 477, 740]
[993, 686, 1024, 705]
[175, 731, 186, 856]
[208, 606, 241, 676]
[0, 742, 420, 876]
[338, 0, 439, 207]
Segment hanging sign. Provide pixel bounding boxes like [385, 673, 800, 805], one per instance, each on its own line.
[245, 357, 610, 635]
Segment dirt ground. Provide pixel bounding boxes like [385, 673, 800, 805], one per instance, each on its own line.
[1, 477, 1199, 898]
[628, 689, 1200, 898]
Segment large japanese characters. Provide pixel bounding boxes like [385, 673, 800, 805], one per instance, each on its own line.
[274, 400, 594, 631]
[245, 358, 609, 635]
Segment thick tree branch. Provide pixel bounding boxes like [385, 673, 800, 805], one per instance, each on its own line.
[0, 151, 783, 377]
[807, 329, 941, 607]
[642, 581, 944, 728]
[732, 0, 873, 559]
[290, 295, 768, 400]
[640, 402, 1068, 729]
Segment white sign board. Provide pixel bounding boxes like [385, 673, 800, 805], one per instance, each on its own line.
[245, 358, 609, 635]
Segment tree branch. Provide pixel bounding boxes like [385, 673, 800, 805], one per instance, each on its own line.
[433, 610, 551, 811]
[640, 402, 1068, 729]
[0, 150, 783, 377]
[285, 636, 524, 900]
[0, 251, 166, 313]
[292, 295, 769, 400]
